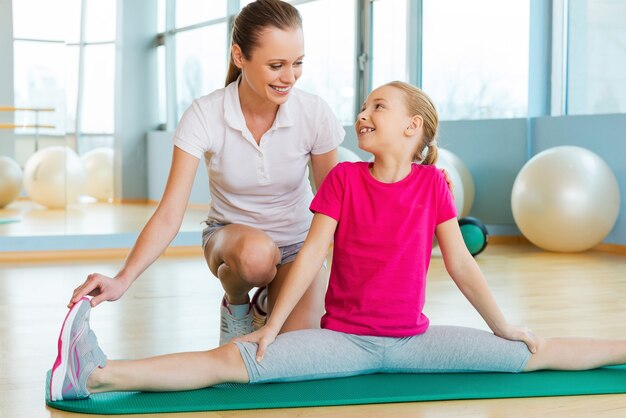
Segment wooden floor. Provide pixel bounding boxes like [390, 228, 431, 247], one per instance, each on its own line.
[2, 243, 626, 418]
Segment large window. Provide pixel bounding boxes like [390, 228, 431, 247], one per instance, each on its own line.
[66, 0, 117, 153]
[174, 24, 228, 119]
[421, 0, 529, 120]
[5, 0, 117, 231]
[12, 41, 65, 137]
[371, 0, 408, 88]
[14, 0, 116, 171]
[567, 0, 626, 115]
[81, 45, 115, 135]
[12, 0, 65, 137]
[293, 0, 356, 125]
[158, 2, 229, 124]
[175, 0, 227, 27]
[12, 0, 65, 40]
[158, 0, 356, 128]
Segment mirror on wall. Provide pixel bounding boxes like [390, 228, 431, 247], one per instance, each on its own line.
[0, 0, 210, 250]
[1, 0, 124, 245]
[1, 1, 73, 242]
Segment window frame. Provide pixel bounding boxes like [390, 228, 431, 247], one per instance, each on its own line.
[155, 0, 591, 126]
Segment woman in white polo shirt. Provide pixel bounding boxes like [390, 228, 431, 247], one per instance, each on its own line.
[67, 0, 343, 345]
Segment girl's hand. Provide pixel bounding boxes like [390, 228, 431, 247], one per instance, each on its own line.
[68, 273, 130, 309]
[232, 325, 280, 363]
[495, 324, 538, 354]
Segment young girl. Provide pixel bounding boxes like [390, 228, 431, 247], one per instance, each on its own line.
[49, 81, 626, 401]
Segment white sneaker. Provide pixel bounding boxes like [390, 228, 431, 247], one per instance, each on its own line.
[251, 287, 268, 330]
[219, 296, 253, 345]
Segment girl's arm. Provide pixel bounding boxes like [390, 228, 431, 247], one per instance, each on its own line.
[235, 212, 337, 361]
[69, 147, 200, 308]
[310, 149, 339, 190]
[436, 218, 537, 353]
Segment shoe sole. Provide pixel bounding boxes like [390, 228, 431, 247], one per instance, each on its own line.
[251, 287, 267, 331]
[49, 297, 90, 401]
[251, 287, 267, 316]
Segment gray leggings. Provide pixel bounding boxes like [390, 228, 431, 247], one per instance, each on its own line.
[235, 326, 532, 384]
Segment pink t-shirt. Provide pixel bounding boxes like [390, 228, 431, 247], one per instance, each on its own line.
[310, 161, 457, 337]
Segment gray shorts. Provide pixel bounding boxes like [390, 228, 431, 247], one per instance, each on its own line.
[235, 326, 532, 384]
[201, 220, 304, 265]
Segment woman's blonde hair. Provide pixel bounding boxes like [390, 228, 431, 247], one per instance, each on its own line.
[384, 81, 439, 165]
[225, 0, 302, 86]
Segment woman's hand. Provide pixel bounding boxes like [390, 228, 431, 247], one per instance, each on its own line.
[68, 273, 130, 309]
[495, 323, 538, 354]
[232, 324, 280, 363]
[440, 168, 455, 198]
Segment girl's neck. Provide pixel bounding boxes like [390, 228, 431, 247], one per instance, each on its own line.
[369, 157, 413, 183]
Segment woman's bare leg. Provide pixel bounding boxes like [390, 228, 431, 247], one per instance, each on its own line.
[205, 223, 328, 333]
[204, 224, 281, 305]
[524, 335, 626, 371]
[88, 344, 249, 393]
[267, 262, 328, 332]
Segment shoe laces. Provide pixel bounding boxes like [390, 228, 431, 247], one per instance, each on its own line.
[227, 309, 253, 336]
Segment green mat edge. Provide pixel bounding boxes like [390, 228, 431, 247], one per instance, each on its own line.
[46, 366, 626, 415]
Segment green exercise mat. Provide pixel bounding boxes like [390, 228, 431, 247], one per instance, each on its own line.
[46, 366, 626, 415]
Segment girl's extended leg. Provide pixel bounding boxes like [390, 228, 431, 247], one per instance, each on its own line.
[88, 344, 249, 393]
[49, 298, 249, 401]
[524, 336, 626, 371]
[380, 325, 626, 374]
[381, 326, 531, 374]
[236, 329, 383, 384]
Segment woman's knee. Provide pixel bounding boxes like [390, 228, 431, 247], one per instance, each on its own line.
[230, 236, 280, 286]
[205, 226, 281, 286]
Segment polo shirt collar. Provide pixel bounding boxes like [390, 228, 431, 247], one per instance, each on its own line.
[223, 77, 294, 132]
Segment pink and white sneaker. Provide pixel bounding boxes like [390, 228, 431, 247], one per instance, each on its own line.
[49, 297, 107, 401]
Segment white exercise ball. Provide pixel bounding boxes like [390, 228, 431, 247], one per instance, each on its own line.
[23, 146, 85, 209]
[438, 149, 475, 217]
[0, 156, 23, 208]
[435, 151, 465, 217]
[511, 146, 620, 252]
[338, 146, 362, 162]
[81, 147, 114, 201]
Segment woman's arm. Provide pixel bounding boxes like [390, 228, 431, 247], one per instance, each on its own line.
[69, 147, 200, 307]
[236, 213, 337, 360]
[310, 149, 339, 190]
[436, 218, 537, 352]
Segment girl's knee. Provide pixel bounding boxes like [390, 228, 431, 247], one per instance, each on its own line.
[522, 335, 548, 372]
[210, 344, 250, 383]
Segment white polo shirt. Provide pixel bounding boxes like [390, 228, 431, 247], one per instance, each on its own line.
[173, 80, 345, 246]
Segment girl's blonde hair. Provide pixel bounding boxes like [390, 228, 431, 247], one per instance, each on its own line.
[384, 81, 439, 165]
[225, 0, 302, 86]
